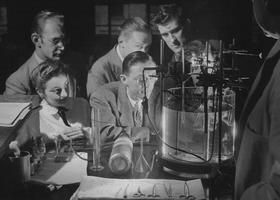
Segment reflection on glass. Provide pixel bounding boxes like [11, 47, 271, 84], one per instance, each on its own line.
[134, 137, 150, 174]
[54, 136, 61, 159]
[90, 108, 104, 171]
[162, 87, 235, 163]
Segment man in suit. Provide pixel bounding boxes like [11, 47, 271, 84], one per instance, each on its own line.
[235, 0, 280, 199]
[4, 10, 76, 97]
[87, 17, 152, 98]
[90, 51, 158, 143]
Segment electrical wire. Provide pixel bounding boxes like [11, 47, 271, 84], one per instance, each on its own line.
[144, 70, 222, 163]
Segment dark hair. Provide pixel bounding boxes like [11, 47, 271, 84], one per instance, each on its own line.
[151, 4, 184, 26]
[31, 59, 69, 91]
[122, 51, 152, 75]
[31, 10, 64, 35]
[118, 17, 151, 41]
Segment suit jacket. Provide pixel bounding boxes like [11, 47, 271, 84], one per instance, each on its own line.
[87, 46, 122, 98]
[4, 52, 77, 97]
[4, 53, 39, 95]
[15, 96, 91, 147]
[90, 81, 159, 143]
[235, 39, 280, 200]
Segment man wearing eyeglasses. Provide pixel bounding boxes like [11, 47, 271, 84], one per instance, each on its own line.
[3, 10, 76, 96]
[87, 17, 152, 99]
[90, 51, 158, 143]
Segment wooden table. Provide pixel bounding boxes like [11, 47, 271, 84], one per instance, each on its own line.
[0, 131, 234, 200]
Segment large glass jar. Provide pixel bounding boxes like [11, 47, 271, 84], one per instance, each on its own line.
[161, 87, 236, 164]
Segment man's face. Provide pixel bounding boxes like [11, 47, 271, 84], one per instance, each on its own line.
[123, 61, 157, 101]
[39, 18, 65, 60]
[39, 74, 69, 107]
[121, 31, 152, 58]
[157, 18, 186, 54]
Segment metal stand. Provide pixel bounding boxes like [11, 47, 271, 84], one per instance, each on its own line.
[159, 40, 227, 179]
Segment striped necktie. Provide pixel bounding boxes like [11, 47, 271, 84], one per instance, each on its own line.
[133, 102, 142, 127]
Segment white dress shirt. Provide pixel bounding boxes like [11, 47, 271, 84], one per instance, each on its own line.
[116, 45, 124, 62]
[39, 100, 82, 139]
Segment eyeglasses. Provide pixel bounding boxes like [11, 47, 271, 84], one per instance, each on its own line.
[40, 35, 65, 46]
[134, 75, 157, 85]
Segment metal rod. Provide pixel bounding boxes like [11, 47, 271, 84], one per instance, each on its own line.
[181, 47, 185, 112]
[205, 41, 209, 70]
[218, 40, 224, 164]
[204, 82, 209, 160]
[231, 38, 235, 70]
[160, 39, 165, 65]
[181, 48, 185, 157]
[159, 39, 165, 117]
[175, 111, 179, 155]
[204, 41, 210, 160]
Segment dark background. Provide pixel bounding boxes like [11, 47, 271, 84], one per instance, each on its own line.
[0, 0, 276, 96]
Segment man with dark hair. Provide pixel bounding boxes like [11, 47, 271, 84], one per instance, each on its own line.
[235, 0, 280, 199]
[4, 10, 77, 97]
[87, 17, 152, 98]
[151, 4, 216, 86]
[90, 51, 158, 143]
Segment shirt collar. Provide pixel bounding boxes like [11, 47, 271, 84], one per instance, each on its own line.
[116, 44, 124, 62]
[40, 99, 58, 115]
[126, 88, 142, 108]
[34, 51, 44, 64]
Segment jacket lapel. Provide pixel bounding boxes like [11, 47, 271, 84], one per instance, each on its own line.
[28, 53, 41, 94]
[117, 83, 135, 127]
[112, 46, 123, 80]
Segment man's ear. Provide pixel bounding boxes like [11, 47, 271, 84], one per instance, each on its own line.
[36, 88, 44, 99]
[118, 34, 126, 47]
[31, 33, 42, 48]
[118, 40, 124, 49]
[120, 74, 127, 84]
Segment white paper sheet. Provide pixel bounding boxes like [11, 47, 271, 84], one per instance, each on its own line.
[31, 152, 88, 185]
[0, 102, 31, 127]
[71, 176, 205, 200]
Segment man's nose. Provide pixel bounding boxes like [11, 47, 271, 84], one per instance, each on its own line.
[60, 88, 68, 98]
[168, 33, 177, 43]
[139, 47, 145, 52]
[57, 41, 65, 51]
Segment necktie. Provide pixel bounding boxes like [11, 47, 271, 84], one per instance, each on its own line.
[133, 102, 143, 127]
[57, 107, 71, 127]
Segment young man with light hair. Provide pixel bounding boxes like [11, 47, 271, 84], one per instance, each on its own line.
[87, 17, 152, 98]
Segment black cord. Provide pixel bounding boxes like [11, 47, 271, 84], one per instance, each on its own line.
[143, 68, 211, 162]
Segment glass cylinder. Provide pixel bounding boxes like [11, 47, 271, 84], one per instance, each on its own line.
[161, 86, 235, 163]
[109, 136, 133, 175]
[90, 107, 104, 171]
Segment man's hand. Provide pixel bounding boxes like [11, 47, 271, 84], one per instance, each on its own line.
[60, 127, 84, 141]
[131, 127, 150, 143]
[9, 140, 21, 157]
